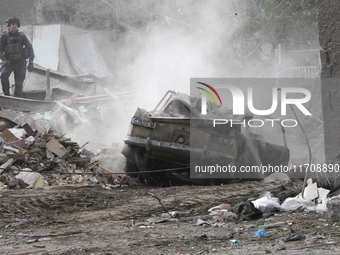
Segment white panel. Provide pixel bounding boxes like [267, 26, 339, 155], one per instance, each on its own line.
[63, 32, 112, 78]
[33, 25, 61, 71]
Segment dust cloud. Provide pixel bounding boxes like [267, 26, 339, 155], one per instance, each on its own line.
[46, 1, 323, 170]
[68, 1, 244, 151]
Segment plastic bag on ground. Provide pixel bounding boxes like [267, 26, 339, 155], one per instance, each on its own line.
[281, 193, 315, 211]
[252, 196, 282, 213]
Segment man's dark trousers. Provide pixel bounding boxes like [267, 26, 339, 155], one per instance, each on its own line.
[1, 59, 26, 98]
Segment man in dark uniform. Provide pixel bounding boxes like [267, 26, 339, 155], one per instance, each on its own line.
[0, 17, 34, 98]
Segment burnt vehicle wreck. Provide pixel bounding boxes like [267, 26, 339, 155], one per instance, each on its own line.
[122, 90, 290, 186]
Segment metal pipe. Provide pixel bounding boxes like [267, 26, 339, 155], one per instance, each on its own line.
[45, 68, 51, 100]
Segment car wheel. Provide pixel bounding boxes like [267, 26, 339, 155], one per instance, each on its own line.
[125, 160, 140, 178]
[139, 159, 171, 187]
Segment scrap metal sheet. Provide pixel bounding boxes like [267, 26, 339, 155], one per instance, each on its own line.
[0, 95, 58, 112]
[33, 24, 61, 71]
[63, 33, 112, 78]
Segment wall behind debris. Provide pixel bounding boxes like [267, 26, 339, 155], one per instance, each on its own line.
[318, 1, 340, 164]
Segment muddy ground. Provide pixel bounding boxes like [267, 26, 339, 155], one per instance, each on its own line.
[0, 180, 339, 255]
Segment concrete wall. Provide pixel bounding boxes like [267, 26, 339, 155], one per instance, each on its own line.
[318, 0, 340, 164]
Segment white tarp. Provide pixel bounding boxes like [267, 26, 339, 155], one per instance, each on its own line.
[63, 32, 112, 78]
[32, 24, 61, 71]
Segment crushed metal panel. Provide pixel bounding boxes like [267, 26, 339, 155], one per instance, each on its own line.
[63, 32, 112, 78]
[33, 24, 61, 71]
[24, 69, 62, 91]
[25, 66, 98, 97]
[57, 77, 98, 96]
[0, 95, 58, 112]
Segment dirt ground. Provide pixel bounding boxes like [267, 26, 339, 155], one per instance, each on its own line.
[0, 180, 339, 255]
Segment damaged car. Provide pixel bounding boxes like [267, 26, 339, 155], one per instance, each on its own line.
[122, 90, 290, 186]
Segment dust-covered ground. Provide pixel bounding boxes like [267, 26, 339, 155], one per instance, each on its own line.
[0, 180, 338, 255]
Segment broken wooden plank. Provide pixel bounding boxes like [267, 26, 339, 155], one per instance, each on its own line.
[7, 154, 27, 163]
[22, 123, 36, 136]
[0, 158, 15, 174]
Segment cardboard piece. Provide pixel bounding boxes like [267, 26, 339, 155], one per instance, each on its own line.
[0, 129, 20, 144]
[0, 158, 14, 174]
[46, 138, 68, 157]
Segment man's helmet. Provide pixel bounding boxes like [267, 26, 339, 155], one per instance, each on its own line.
[5, 17, 20, 27]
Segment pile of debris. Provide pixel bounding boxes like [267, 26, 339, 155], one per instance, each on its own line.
[0, 116, 127, 190]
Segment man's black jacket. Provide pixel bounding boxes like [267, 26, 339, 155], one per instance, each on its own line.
[0, 30, 34, 63]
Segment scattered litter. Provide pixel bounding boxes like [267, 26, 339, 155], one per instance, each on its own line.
[210, 230, 231, 238]
[254, 230, 267, 236]
[234, 201, 263, 221]
[120, 174, 130, 185]
[198, 233, 208, 240]
[43, 112, 53, 121]
[283, 234, 306, 242]
[303, 178, 318, 201]
[16, 172, 45, 188]
[208, 203, 231, 212]
[6, 219, 30, 228]
[195, 219, 210, 226]
[26, 238, 37, 243]
[316, 199, 328, 212]
[38, 237, 51, 242]
[243, 224, 256, 229]
[21, 230, 83, 242]
[258, 222, 285, 229]
[33, 244, 46, 248]
[317, 188, 330, 203]
[252, 193, 282, 213]
[281, 194, 315, 211]
[213, 211, 238, 222]
[179, 215, 213, 222]
[168, 211, 190, 218]
[147, 217, 168, 225]
[274, 240, 286, 250]
[229, 239, 239, 244]
[8, 128, 27, 139]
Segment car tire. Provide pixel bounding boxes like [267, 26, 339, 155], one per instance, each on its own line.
[125, 160, 139, 178]
[138, 159, 171, 187]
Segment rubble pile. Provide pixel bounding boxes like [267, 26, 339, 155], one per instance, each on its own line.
[0, 116, 126, 190]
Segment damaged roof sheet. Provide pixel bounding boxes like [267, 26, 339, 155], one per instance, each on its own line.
[32, 24, 61, 71]
[63, 32, 112, 78]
